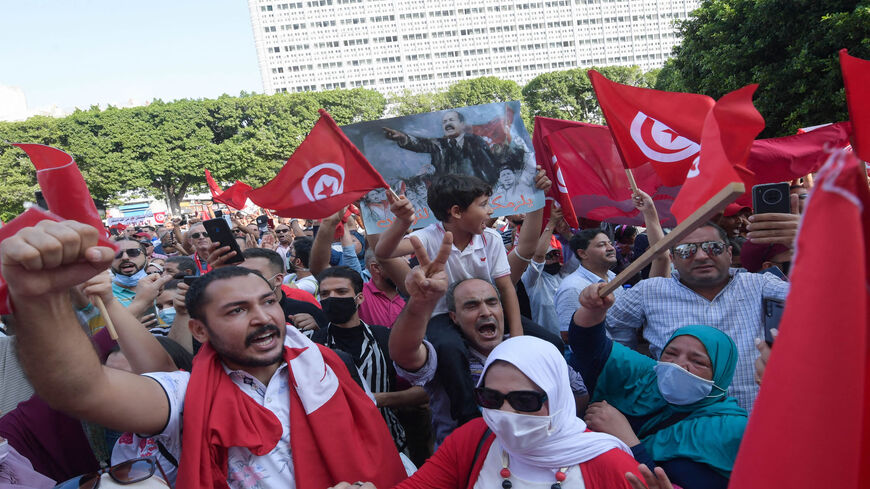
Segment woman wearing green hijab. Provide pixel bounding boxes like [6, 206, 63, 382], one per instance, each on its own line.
[569, 284, 748, 489]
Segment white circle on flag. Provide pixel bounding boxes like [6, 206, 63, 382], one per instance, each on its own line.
[686, 156, 700, 179]
[302, 163, 345, 202]
[629, 112, 700, 163]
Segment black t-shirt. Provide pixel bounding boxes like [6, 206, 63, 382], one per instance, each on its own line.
[327, 324, 366, 361]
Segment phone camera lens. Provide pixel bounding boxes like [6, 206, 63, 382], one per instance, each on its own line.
[762, 188, 783, 205]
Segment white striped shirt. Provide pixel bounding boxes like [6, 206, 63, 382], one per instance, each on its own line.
[605, 269, 788, 411]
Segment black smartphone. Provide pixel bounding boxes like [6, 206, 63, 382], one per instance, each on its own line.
[256, 215, 270, 235]
[183, 275, 199, 286]
[762, 298, 785, 346]
[761, 265, 788, 281]
[752, 182, 791, 214]
[202, 218, 245, 264]
[214, 209, 223, 218]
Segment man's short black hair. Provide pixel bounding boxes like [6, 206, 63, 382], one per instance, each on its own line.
[242, 247, 285, 275]
[700, 221, 729, 242]
[569, 228, 608, 256]
[427, 174, 493, 222]
[166, 256, 196, 276]
[292, 237, 313, 268]
[185, 267, 270, 321]
[317, 266, 363, 294]
[112, 237, 146, 251]
[163, 278, 181, 291]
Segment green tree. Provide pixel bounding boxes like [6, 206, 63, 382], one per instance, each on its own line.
[658, 0, 870, 136]
[523, 65, 658, 124]
[388, 90, 449, 117]
[443, 76, 524, 108]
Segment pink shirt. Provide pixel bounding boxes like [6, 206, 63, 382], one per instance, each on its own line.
[359, 280, 406, 328]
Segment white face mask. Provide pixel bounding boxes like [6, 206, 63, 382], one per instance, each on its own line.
[654, 361, 725, 405]
[481, 408, 556, 452]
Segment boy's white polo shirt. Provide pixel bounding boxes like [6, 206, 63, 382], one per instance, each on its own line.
[407, 223, 510, 316]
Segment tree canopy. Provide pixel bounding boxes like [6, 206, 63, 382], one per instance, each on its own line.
[657, 0, 870, 137]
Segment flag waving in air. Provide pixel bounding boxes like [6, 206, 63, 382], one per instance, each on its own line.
[839, 49, 870, 162]
[205, 169, 222, 198]
[205, 169, 252, 210]
[247, 110, 389, 218]
[588, 70, 715, 186]
[728, 147, 870, 489]
[670, 85, 764, 223]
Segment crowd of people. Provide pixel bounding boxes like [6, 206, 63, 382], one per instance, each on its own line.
[0, 166, 807, 489]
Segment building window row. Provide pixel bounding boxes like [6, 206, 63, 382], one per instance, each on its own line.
[307, 0, 332, 6]
[378, 76, 404, 84]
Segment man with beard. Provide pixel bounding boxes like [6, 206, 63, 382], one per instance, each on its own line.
[602, 222, 789, 411]
[389, 237, 588, 447]
[359, 249, 405, 328]
[3, 221, 407, 489]
[383, 110, 499, 183]
[111, 238, 169, 318]
[186, 223, 213, 275]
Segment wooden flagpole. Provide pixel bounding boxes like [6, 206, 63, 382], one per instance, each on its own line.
[598, 182, 745, 297]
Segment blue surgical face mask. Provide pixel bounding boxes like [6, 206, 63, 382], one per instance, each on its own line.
[654, 361, 726, 405]
[157, 307, 176, 326]
[113, 268, 147, 288]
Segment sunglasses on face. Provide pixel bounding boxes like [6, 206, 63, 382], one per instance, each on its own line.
[232, 228, 245, 234]
[189, 232, 208, 239]
[473, 387, 548, 412]
[672, 241, 727, 259]
[114, 248, 143, 259]
[64, 458, 168, 489]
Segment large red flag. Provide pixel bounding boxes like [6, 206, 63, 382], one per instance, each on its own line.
[840, 49, 870, 162]
[729, 147, 870, 488]
[671, 85, 764, 223]
[533, 117, 680, 227]
[247, 110, 389, 218]
[745, 122, 852, 185]
[588, 70, 715, 186]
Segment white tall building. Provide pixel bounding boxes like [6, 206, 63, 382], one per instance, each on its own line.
[247, 0, 698, 95]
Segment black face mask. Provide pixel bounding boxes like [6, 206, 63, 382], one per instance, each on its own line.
[543, 262, 562, 275]
[321, 296, 358, 324]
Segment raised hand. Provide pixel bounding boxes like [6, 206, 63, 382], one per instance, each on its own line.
[626, 464, 675, 489]
[382, 127, 408, 144]
[206, 241, 239, 269]
[1, 220, 114, 299]
[533, 166, 552, 192]
[81, 271, 116, 306]
[632, 188, 654, 212]
[404, 232, 452, 303]
[386, 189, 416, 224]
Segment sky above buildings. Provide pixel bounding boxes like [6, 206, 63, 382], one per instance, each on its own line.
[0, 0, 262, 117]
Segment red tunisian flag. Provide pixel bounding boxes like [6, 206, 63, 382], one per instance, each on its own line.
[248, 110, 389, 218]
[840, 49, 870, 162]
[533, 117, 680, 227]
[729, 147, 870, 489]
[588, 70, 715, 186]
[205, 168, 223, 197]
[205, 169, 252, 210]
[671, 85, 764, 223]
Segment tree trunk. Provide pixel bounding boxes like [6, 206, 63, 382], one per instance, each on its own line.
[162, 181, 190, 215]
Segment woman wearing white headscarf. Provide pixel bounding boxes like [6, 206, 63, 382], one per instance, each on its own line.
[345, 336, 642, 489]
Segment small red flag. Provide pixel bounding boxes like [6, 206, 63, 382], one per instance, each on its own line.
[13, 144, 106, 234]
[214, 181, 252, 210]
[533, 116, 680, 227]
[205, 169, 222, 198]
[729, 147, 870, 488]
[588, 70, 715, 186]
[671, 85, 764, 223]
[247, 110, 389, 218]
[840, 49, 870, 162]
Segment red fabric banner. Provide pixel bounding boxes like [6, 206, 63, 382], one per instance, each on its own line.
[671, 85, 764, 223]
[729, 147, 870, 488]
[214, 181, 252, 210]
[533, 117, 679, 227]
[588, 70, 715, 186]
[205, 168, 222, 198]
[248, 110, 389, 219]
[840, 49, 870, 162]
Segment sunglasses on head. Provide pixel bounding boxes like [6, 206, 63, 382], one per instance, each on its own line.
[66, 458, 168, 489]
[114, 248, 143, 259]
[473, 387, 548, 412]
[189, 232, 208, 239]
[672, 241, 727, 259]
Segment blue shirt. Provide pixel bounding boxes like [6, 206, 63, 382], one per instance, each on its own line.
[554, 263, 622, 333]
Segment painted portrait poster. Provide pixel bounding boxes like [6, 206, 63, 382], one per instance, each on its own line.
[341, 101, 544, 234]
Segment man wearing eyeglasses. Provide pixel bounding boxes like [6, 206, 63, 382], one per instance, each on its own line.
[601, 221, 789, 412]
[274, 224, 294, 272]
[110, 239, 171, 319]
[186, 223, 213, 276]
